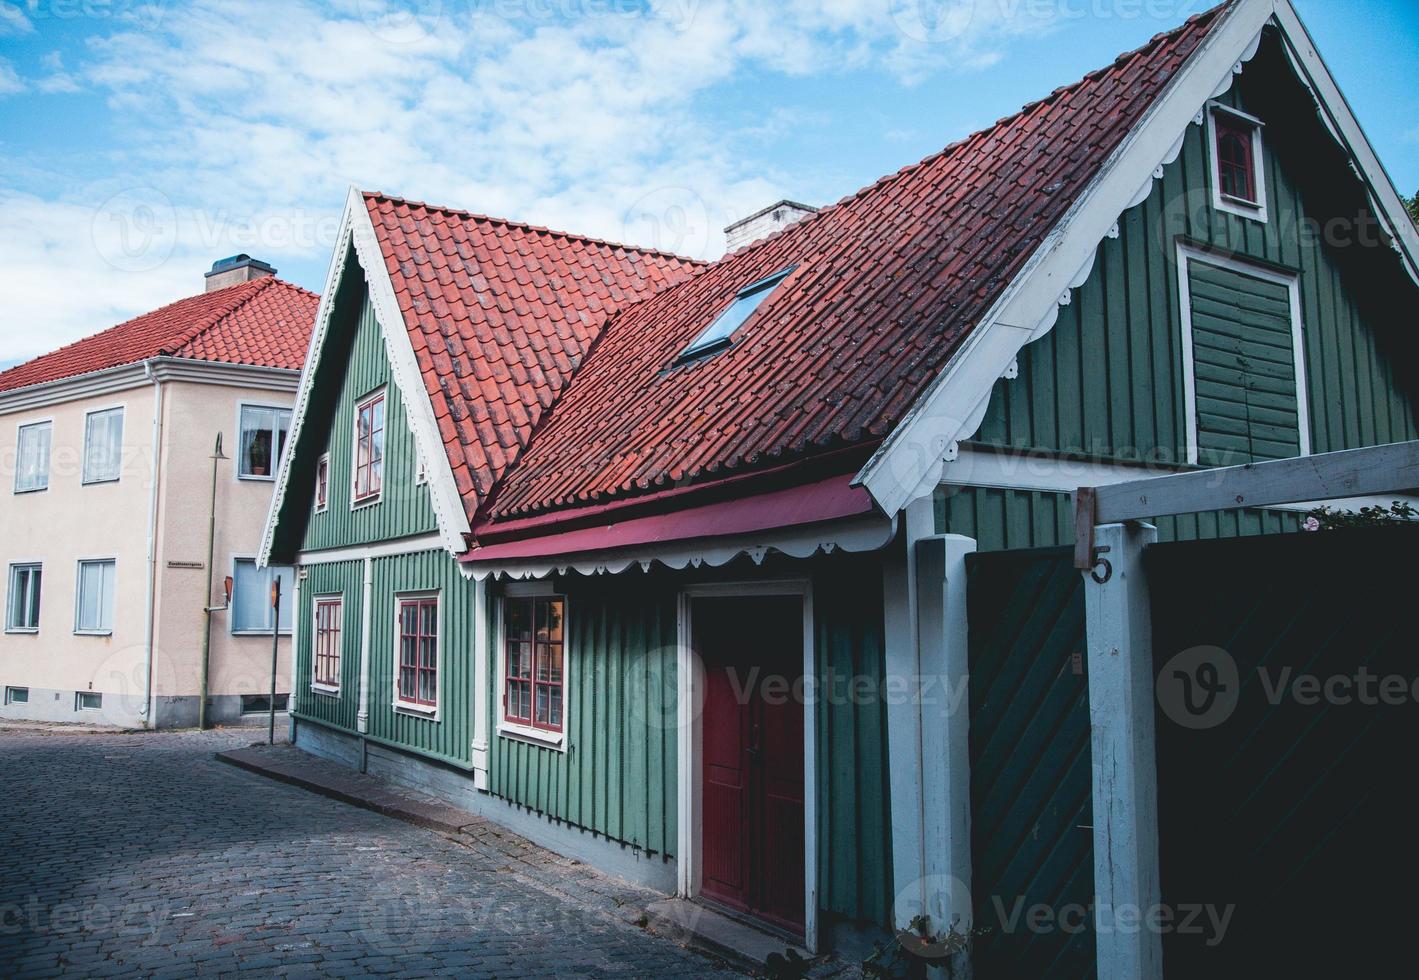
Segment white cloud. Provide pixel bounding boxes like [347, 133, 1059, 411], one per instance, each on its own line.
[0, 0, 1059, 358]
[0, 57, 23, 95]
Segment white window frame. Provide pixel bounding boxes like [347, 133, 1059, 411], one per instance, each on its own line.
[1176, 244, 1311, 467]
[1207, 102, 1268, 224]
[13, 419, 52, 493]
[6, 562, 42, 634]
[4, 686, 28, 705]
[81, 405, 125, 485]
[314, 453, 330, 514]
[236, 402, 293, 482]
[310, 593, 344, 696]
[496, 579, 568, 751]
[392, 589, 441, 719]
[75, 691, 102, 711]
[351, 387, 387, 509]
[229, 556, 295, 636]
[73, 558, 116, 636]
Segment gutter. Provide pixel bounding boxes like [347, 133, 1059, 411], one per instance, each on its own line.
[141, 360, 166, 726]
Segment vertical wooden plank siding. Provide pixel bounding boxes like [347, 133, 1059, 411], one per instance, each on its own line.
[291, 558, 364, 730]
[486, 576, 680, 858]
[301, 292, 437, 552]
[970, 87, 1416, 467]
[363, 549, 476, 767]
[936, 486, 1301, 547]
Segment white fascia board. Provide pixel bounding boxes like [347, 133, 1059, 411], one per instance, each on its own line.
[1271, 0, 1419, 285]
[146, 358, 300, 391]
[349, 193, 472, 557]
[0, 363, 151, 415]
[856, 0, 1276, 518]
[296, 533, 446, 566]
[260, 188, 472, 565]
[0, 359, 298, 417]
[261, 188, 362, 567]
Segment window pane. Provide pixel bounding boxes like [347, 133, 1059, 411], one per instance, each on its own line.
[239, 406, 278, 477]
[83, 409, 124, 483]
[232, 560, 269, 632]
[16, 423, 51, 492]
[77, 561, 114, 632]
[25, 567, 41, 628]
[548, 686, 562, 728]
[535, 684, 549, 725]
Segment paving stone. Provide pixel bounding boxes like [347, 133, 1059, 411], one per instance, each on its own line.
[0, 729, 742, 978]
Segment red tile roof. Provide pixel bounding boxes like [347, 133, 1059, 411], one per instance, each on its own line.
[362, 193, 703, 522]
[473, 6, 1226, 528]
[0, 277, 319, 394]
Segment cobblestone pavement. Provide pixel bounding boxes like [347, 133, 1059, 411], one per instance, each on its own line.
[0, 728, 743, 978]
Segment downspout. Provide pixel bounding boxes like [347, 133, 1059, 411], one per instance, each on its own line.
[141, 362, 165, 727]
[356, 555, 373, 770]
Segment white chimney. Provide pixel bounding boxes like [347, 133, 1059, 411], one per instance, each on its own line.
[205, 254, 276, 292]
[723, 200, 817, 251]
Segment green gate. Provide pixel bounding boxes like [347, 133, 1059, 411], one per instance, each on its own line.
[1148, 525, 1419, 977]
[967, 547, 1095, 979]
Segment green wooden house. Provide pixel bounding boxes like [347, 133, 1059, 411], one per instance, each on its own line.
[262, 0, 1418, 960]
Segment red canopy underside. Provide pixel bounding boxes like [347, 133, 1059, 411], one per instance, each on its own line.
[460, 474, 877, 564]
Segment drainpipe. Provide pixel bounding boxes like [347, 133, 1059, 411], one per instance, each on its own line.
[356, 555, 373, 737]
[140, 363, 166, 727]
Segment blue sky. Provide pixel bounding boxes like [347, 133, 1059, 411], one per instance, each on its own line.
[1, 0, 1416, 367]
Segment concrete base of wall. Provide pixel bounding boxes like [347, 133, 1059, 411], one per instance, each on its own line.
[294, 717, 678, 894]
[0, 688, 288, 730]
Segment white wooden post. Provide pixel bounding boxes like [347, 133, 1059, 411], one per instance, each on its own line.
[470, 577, 490, 790]
[883, 497, 935, 931]
[1083, 522, 1162, 980]
[356, 556, 373, 734]
[916, 534, 977, 949]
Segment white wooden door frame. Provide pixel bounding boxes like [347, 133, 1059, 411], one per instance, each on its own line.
[676, 579, 819, 952]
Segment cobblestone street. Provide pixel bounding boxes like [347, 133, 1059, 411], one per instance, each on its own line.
[0, 727, 741, 978]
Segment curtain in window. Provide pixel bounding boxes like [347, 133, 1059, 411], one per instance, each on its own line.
[15, 423, 51, 492]
[76, 561, 115, 632]
[239, 406, 292, 478]
[232, 560, 294, 633]
[83, 409, 124, 483]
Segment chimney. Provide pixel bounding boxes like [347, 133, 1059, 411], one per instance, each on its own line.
[205, 254, 276, 292]
[723, 200, 817, 251]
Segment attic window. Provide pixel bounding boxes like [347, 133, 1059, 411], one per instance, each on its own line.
[674, 267, 793, 364]
[1208, 104, 1267, 222]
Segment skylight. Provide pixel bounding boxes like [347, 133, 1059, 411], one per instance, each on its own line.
[675, 268, 793, 364]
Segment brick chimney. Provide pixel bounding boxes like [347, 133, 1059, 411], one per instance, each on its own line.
[205, 254, 276, 292]
[723, 200, 817, 251]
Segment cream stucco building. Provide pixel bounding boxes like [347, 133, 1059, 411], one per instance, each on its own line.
[0, 256, 318, 727]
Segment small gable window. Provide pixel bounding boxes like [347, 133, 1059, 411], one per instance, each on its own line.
[1209, 104, 1267, 222]
[675, 267, 793, 364]
[353, 390, 385, 505]
[314, 454, 329, 513]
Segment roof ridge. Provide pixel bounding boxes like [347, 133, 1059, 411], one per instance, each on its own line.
[362, 190, 710, 267]
[720, 0, 1233, 261]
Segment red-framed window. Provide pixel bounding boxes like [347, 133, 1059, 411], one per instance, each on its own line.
[396, 596, 438, 708]
[1215, 114, 1258, 205]
[314, 454, 329, 513]
[353, 392, 385, 503]
[312, 597, 342, 689]
[503, 595, 565, 732]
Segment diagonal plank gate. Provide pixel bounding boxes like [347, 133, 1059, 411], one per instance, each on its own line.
[960, 441, 1419, 979]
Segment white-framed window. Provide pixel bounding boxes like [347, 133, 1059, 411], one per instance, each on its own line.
[6, 563, 41, 633]
[352, 389, 386, 505]
[314, 453, 330, 513]
[14, 421, 51, 493]
[74, 559, 116, 634]
[394, 591, 439, 715]
[4, 686, 27, 705]
[498, 583, 567, 748]
[231, 558, 294, 635]
[311, 595, 343, 692]
[82, 407, 124, 484]
[75, 691, 102, 710]
[1208, 103, 1267, 223]
[238, 404, 292, 480]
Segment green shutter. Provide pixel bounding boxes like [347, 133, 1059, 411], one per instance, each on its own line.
[1187, 261, 1302, 466]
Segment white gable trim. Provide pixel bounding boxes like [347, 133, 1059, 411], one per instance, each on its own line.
[856, 0, 1418, 518]
[260, 188, 472, 564]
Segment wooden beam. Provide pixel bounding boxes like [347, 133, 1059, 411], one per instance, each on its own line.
[1090, 441, 1419, 526]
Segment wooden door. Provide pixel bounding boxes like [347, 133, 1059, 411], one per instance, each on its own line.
[695, 596, 805, 934]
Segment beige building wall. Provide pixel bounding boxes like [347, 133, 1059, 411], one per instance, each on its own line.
[0, 369, 296, 727]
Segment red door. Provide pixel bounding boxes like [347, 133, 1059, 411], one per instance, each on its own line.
[696, 596, 805, 934]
